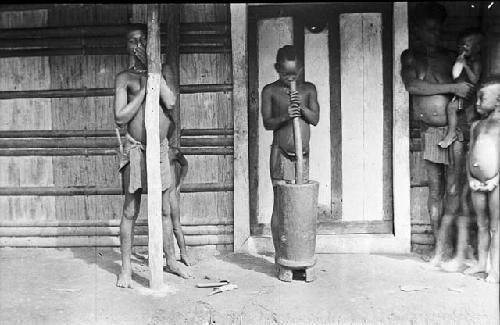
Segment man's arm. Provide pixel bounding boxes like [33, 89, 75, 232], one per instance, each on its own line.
[114, 73, 145, 126]
[467, 122, 482, 191]
[400, 49, 472, 97]
[463, 60, 481, 85]
[261, 85, 296, 130]
[176, 153, 188, 192]
[160, 64, 177, 110]
[299, 84, 319, 126]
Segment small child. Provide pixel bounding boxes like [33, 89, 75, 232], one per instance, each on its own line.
[439, 28, 483, 148]
[166, 116, 191, 266]
[463, 78, 500, 283]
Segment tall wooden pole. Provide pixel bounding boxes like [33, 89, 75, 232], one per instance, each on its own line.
[145, 4, 163, 290]
[290, 80, 304, 184]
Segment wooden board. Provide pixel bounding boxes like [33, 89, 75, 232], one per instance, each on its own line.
[304, 28, 332, 217]
[256, 17, 293, 224]
[180, 4, 228, 23]
[180, 92, 233, 129]
[340, 13, 384, 221]
[180, 53, 232, 85]
[0, 8, 53, 224]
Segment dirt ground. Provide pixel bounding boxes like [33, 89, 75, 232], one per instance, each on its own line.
[0, 247, 498, 325]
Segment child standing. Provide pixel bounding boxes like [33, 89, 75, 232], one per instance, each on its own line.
[439, 28, 483, 148]
[463, 78, 500, 283]
[260, 45, 320, 279]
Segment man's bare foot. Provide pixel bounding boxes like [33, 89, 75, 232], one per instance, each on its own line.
[438, 133, 457, 149]
[485, 273, 499, 283]
[165, 259, 193, 279]
[116, 270, 133, 288]
[440, 258, 467, 273]
[463, 263, 487, 275]
[180, 253, 192, 266]
[429, 255, 444, 267]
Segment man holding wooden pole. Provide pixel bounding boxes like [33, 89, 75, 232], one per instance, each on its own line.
[261, 45, 320, 281]
[114, 5, 191, 290]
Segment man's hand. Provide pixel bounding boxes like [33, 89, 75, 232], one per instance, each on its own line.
[289, 90, 302, 106]
[469, 178, 482, 192]
[134, 45, 147, 67]
[453, 81, 473, 99]
[288, 103, 301, 119]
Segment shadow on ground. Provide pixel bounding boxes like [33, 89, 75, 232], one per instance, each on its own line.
[215, 253, 276, 279]
[68, 247, 149, 288]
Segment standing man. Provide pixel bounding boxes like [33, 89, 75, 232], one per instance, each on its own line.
[400, 3, 474, 269]
[261, 45, 320, 277]
[114, 26, 192, 288]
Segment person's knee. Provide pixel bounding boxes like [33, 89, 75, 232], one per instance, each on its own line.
[477, 217, 490, 231]
[123, 204, 139, 221]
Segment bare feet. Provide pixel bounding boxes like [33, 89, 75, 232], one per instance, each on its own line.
[440, 258, 467, 273]
[429, 255, 444, 267]
[485, 273, 499, 283]
[438, 132, 457, 149]
[165, 259, 193, 279]
[180, 253, 192, 266]
[116, 270, 133, 288]
[463, 263, 487, 275]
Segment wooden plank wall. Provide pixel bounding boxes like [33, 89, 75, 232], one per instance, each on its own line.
[0, 4, 234, 251]
[407, 2, 483, 253]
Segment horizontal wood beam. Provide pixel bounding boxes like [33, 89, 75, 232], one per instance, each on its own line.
[0, 23, 229, 39]
[0, 128, 234, 138]
[0, 225, 233, 237]
[0, 219, 232, 227]
[251, 220, 393, 236]
[0, 137, 233, 148]
[0, 46, 231, 57]
[0, 235, 233, 247]
[0, 147, 233, 156]
[0, 183, 234, 196]
[0, 35, 228, 50]
[0, 84, 233, 99]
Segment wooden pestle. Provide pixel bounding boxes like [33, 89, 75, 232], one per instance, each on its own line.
[290, 80, 304, 184]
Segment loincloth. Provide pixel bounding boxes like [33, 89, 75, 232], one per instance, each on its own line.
[422, 126, 464, 165]
[270, 144, 309, 186]
[118, 133, 172, 193]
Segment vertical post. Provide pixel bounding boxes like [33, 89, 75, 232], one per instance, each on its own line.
[230, 3, 251, 251]
[290, 80, 304, 184]
[392, 2, 411, 252]
[164, 4, 180, 147]
[145, 4, 163, 290]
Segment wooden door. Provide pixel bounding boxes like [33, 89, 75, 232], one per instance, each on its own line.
[248, 3, 394, 236]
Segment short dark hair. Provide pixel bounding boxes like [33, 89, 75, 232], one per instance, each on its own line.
[413, 2, 447, 26]
[458, 27, 484, 40]
[276, 45, 298, 64]
[127, 24, 147, 37]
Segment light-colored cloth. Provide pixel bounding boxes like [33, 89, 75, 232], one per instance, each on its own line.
[270, 144, 309, 186]
[118, 133, 172, 193]
[422, 126, 464, 165]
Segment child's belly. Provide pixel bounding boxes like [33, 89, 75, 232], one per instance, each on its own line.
[128, 106, 170, 143]
[469, 135, 499, 182]
[277, 119, 310, 154]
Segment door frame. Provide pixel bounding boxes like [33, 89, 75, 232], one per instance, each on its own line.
[232, 2, 411, 253]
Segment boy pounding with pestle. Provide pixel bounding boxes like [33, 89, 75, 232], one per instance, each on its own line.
[261, 45, 319, 274]
[464, 78, 500, 283]
[114, 26, 191, 288]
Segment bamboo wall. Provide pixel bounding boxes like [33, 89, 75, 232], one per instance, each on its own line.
[408, 2, 497, 253]
[0, 4, 234, 250]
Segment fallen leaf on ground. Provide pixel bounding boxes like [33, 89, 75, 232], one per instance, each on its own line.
[51, 288, 81, 292]
[448, 287, 464, 293]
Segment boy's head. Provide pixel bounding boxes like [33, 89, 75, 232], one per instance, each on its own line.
[274, 45, 303, 87]
[457, 27, 483, 57]
[476, 78, 500, 116]
[413, 2, 447, 47]
[126, 25, 147, 55]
